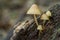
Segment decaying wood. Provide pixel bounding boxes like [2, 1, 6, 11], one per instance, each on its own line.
[10, 18, 34, 40]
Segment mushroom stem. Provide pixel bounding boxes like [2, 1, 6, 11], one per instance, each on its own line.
[43, 20, 46, 26]
[38, 31, 41, 40]
[34, 14, 39, 26]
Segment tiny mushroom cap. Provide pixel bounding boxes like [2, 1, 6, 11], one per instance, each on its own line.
[46, 11, 52, 17]
[41, 14, 49, 20]
[37, 25, 43, 31]
[27, 4, 42, 15]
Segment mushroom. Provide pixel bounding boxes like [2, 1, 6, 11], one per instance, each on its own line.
[27, 4, 42, 27]
[37, 25, 43, 39]
[41, 14, 49, 20]
[41, 14, 49, 26]
[46, 11, 52, 17]
[37, 25, 43, 31]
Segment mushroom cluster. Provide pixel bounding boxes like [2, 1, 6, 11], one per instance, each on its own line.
[26, 4, 52, 32]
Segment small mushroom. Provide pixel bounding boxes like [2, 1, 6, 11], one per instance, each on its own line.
[46, 11, 52, 17]
[37, 25, 43, 39]
[27, 4, 42, 26]
[37, 25, 43, 31]
[41, 14, 49, 20]
[41, 14, 49, 26]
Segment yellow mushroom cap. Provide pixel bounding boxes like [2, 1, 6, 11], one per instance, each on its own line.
[37, 25, 43, 31]
[27, 4, 42, 15]
[46, 11, 51, 17]
[41, 14, 49, 20]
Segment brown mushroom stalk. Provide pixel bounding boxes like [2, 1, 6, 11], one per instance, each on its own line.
[34, 14, 39, 26]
